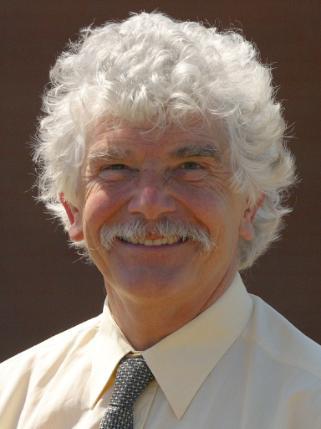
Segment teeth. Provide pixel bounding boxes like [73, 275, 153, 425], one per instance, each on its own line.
[122, 236, 182, 246]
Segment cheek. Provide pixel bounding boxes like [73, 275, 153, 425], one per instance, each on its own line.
[175, 183, 229, 223]
[83, 187, 121, 228]
[180, 186, 241, 248]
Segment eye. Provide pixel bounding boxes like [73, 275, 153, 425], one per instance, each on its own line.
[180, 161, 203, 170]
[96, 163, 135, 182]
[102, 163, 128, 171]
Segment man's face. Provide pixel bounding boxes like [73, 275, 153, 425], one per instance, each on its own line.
[68, 125, 254, 311]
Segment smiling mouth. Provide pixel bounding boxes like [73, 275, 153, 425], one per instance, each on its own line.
[118, 236, 188, 246]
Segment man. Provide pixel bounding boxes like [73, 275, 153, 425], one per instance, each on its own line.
[0, 11, 320, 429]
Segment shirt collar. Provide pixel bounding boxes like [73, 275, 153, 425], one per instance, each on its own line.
[88, 303, 134, 407]
[88, 273, 252, 418]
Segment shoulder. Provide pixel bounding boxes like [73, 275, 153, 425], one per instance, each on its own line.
[245, 294, 321, 380]
[239, 295, 321, 426]
[0, 315, 101, 385]
[0, 315, 102, 427]
[1, 314, 101, 363]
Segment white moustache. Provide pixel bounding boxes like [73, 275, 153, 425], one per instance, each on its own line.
[100, 219, 214, 252]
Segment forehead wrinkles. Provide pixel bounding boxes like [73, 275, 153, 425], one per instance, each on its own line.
[90, 113, 228, 146]
[89, 126, 224, 158]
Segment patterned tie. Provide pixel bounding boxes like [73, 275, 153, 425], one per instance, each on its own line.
[99, 354, 154, 429]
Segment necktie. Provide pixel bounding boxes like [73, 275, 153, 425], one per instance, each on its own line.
[99, 355, 154, 429]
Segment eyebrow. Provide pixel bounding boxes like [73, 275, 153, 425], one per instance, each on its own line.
[170, 144, 220, 160]
[87, 142, 220, 164]
[87, 147, 132, 162]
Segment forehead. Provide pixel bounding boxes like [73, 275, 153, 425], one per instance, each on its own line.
[89, 121, 227, 158]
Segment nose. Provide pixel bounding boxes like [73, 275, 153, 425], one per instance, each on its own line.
[128, 174, 176, 220]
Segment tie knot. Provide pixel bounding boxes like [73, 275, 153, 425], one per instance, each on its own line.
[110, 355, 154, 408]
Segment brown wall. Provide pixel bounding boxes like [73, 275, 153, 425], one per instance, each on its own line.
[1, 0, 320, 361]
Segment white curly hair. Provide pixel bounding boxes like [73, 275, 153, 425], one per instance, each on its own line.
[33, 12, 295, 269]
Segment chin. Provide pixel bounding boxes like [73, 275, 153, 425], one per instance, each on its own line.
[109, 268, 188, 298]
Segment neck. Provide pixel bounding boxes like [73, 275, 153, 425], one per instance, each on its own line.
[105, 269, 237, 350]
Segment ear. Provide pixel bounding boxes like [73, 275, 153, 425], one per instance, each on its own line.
[239, 193, 265, 241]
[59, 193, 84, 242]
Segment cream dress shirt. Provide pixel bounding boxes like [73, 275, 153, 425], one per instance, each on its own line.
[1, 274, 321, 428]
